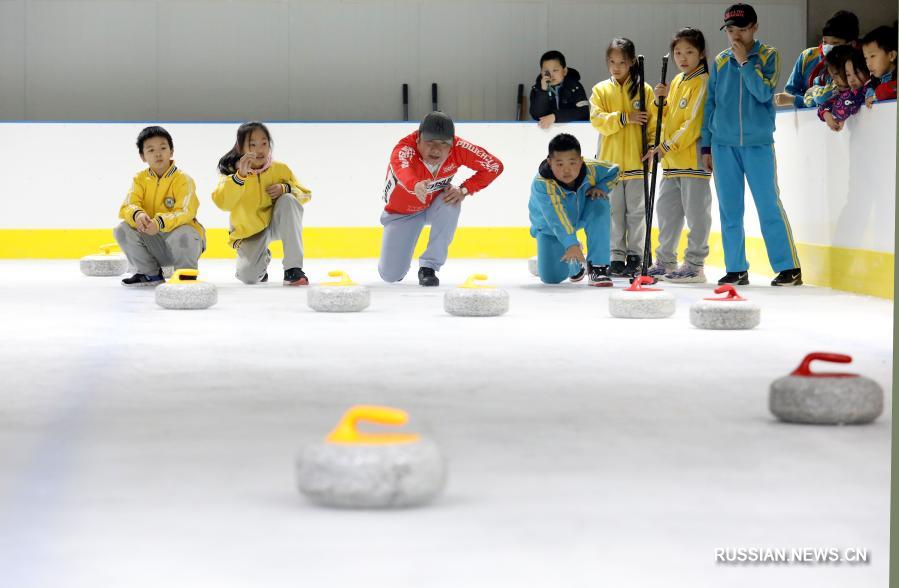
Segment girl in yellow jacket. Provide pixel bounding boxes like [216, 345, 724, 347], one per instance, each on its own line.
[590, 38, 657, 277]
[644, 28, 712, 284]
[212, 122, 312, 286]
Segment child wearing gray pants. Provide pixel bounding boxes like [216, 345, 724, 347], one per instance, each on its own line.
[652, 175, 712, 283]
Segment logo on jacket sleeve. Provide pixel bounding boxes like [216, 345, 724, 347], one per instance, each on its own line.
[397, 146, 416, 169]
[164, 197, 175, 208]
[679, 98, 688, 109]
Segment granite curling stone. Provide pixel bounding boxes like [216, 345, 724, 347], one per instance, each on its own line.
[608, 275, 676, 319]
[769, 352, 884, 425]
[690, 285, 760, 330]
[307, 270, 370, 313]
[80, 243, 128, 277]
[444, 274, 509, 317]
[296, 405, 447, 509]
[155, 269, 217, 310]
[528, 256, 539, 277]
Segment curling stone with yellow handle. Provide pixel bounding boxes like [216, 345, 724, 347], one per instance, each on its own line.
[444, 274, 509, 317]
[307, 271, 370, 313]
[155, 269, 217, 310]
[80, 243, 129, 277]
[296, 405, 446, 508]
[769, 353, 884, 425]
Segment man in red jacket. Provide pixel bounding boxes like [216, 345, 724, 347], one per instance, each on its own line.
[379, 112, 504, 286]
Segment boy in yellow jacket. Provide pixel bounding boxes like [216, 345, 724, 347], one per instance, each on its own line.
[590, 38, 656, 277]
[644, 28, 713, 283]
[212, 122, 312, 285]
[114, 126, 205, 287]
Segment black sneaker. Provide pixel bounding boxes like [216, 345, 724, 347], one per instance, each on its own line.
[718, 271, 749, 285]
[623, 255, 642, 277]
[569, 263, 586, 282]
[121, 272, 164, 287]
[418, 267, 439, 287]
[283, 268, 308, 286]
[261, 273, 268, 283]
[771, 268, 802, 286]
[610, 260, 627, 277]
[587, 263, 613, 287]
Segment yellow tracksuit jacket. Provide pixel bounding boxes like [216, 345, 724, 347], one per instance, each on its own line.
[589, 77, 657, 181]
[658, 65, 711, 179]
[119, 162, 204, 238]
[211, 161, 312, 246]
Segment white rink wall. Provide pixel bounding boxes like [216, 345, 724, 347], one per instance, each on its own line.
[0, 102, 895, 255]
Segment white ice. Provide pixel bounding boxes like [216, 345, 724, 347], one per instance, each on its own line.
[0, 259, 891, 587]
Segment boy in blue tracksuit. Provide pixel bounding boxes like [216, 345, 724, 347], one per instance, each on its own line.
[529, 133, 619, 286]
[701, 3, 802, 286]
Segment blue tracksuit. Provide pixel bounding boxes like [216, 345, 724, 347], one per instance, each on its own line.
[529, 158, 619, 283]
[701, 40, 801, 274]
[784, 46, 824, 109]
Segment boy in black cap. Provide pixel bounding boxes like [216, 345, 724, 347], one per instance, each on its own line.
[379, 112, 504, 286]
[776, 10, 859, 108]
[700, 3, 802, 287]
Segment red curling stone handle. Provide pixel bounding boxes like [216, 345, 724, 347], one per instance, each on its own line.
[790, 352, 857, 378]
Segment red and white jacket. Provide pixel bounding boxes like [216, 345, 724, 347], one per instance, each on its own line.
[382, 132, 504, 214]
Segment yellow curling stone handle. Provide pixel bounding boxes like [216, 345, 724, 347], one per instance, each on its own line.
[460, 273, 495, 290]
[98, 243, 122, 256]
[326, 405, 421, 445]
[168, 269, 202, 284]
[320, 270, 358, 287]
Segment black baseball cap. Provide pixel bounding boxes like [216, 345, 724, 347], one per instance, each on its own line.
[720, 3, 758, 29]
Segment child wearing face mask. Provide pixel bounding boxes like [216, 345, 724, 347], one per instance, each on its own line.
[775, 10, 858, 108]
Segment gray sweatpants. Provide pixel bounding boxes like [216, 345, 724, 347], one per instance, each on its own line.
[378, 195, 461, 282]
[653, 176, 712, 268]
[234, 195, 305, 284]
[610, 179, 646, 261]
[113, 222, 204, 275]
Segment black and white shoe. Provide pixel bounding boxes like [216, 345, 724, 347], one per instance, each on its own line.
[623, 255, 641, 277]
[771, 268, 802, 286]
[587, 263, 613, 287]
[121, 272, 164, 287]
[283, 268, 308, 286]
[718, 271, 749, 286]
[569, 263, 586, 282]
[418, 267, 439, 287]
[610, 260, 627, 277]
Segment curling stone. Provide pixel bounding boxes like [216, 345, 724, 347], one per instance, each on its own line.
[155, 269, 217, 310]
[307, 271, 370, 313]
[296, 405, 447, 509]
[690, 285, 760, 330]
[444, 274, 509, 317]
[528, 256, 539, 276]
[609, 275, 676, 319]
[769, 352, 884, 425]
[80, 243, 128, 277]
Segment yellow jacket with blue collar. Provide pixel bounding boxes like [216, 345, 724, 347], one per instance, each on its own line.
[529, 158, 620, 249]
[119, 162, 204, 238]
[589, 77, 657, 181]
[658, 65, 711, 179]
[212, 161, 311, 246]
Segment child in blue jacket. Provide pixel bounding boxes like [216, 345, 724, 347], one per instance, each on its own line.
[701, 3, 802, 286]
[529, 133, 619, 286]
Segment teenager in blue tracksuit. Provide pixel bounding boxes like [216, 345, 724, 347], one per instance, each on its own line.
[529, 133, 619, 286]
[701, 3, 802, 286]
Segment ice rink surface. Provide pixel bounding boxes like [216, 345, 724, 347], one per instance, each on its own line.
[0, 259, 891, 587]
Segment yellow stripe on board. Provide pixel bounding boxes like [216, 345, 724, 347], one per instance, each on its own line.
[0, 227, 893, 299]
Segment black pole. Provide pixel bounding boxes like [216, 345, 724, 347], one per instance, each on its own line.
[516, 83, 524, 120]
[636, 56, 650, 278]
[402, 84, 409, 121]
[640, 54, 670, 280]
[431, 83, 439, 112]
